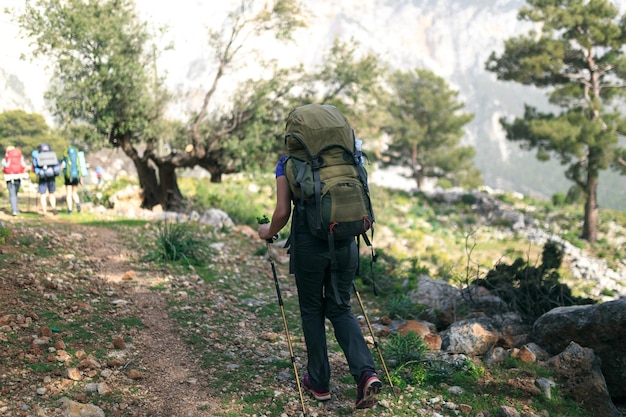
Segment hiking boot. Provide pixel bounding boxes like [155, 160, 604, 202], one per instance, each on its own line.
[355, 371, 382, 409]
[303, 373, 331, 401]
[76, 203, 81, 213]
[68, 209, 72, 214]
[52, 209, 57, 216]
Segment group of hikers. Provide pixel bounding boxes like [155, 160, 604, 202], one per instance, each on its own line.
[2, 143, 88, 216]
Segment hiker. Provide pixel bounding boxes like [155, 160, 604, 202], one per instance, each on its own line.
[257, 105, 382, 409]
[61, 146, 83, 214]
[2, 146, 28, 216]
[32, 144, 60, 216]
[95, 165, 103, 185]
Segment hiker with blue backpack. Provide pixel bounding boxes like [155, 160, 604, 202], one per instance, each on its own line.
[61, 146, 85, 214]
[32, 144, 61, 216]
[257, 104, 382, 409]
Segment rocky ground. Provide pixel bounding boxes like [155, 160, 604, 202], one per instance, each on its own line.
[1, 207, 624, 417]
[0, 211, 404, 417]
[0, 214, 225, 416]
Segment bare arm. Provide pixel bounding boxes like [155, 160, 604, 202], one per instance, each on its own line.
[258, 175, 292, 241]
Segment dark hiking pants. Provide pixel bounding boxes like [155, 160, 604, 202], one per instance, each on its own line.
[292, 230, 375, 391]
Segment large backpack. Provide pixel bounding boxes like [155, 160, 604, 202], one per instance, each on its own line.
[284, 103, 375, 242]
[3, 147, 25, 175]
[284, 104, 376, 299]
[64, 147, 81, 180]
[33, 144, 60, 178]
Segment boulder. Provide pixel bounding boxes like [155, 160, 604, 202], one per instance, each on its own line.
[546, 342, 621, 417]
[442, 317, 499, 356]
[533, 298, 626, 400]
[409, 275, 460, 328]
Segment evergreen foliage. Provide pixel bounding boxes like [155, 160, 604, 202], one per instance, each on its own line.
[382, 68, 481, 190]
[486, 0, 626, 242]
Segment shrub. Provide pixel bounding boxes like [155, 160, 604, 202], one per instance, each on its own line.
[357, 250, 400, 295]
[551, 192, 567, 207]
[144, 221, 213, 264]
[562, 231, 586, 249]
[384, 331, 427, 366]
[472, 240, 595, 323]
[385, 295, 424, 319]
[460, 193, 477, 206]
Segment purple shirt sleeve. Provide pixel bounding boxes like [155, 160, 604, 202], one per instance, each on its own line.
[276, 155, 288, 178]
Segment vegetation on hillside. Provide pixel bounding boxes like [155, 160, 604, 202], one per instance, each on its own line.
[0, 206, 604, 416]
[3, 0, 626, 411]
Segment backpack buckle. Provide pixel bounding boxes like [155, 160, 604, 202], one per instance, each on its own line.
[311, 155, 322, 170]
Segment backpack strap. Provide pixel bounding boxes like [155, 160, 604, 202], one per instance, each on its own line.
[293, 159, 308, 229]
[311, 155, 323, 232]
[287, 132, 326, 234]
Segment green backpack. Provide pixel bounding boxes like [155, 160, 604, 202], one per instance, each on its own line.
[284, 104, 375, 244]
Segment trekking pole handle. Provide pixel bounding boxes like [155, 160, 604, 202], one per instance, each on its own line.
[257, 215, 278, 243]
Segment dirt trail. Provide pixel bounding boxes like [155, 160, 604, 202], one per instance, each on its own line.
[75, 224, 219, 415]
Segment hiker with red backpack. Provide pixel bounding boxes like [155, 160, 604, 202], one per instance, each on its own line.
[32, 144, 61, 216]
[2, 146, 28, 216]
[257, 104, 382, 409]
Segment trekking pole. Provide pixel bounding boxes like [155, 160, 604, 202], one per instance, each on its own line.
[258, 217, 308, 417]
[352, 281, 397, 398]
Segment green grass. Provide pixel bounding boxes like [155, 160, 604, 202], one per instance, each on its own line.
[28, 362, 59, 373]
[83, 218, 151, 228]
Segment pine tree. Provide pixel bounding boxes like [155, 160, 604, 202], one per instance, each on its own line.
[486, 0, 626, 242]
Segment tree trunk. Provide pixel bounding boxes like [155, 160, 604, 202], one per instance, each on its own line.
[205, 164, 223, 183]
[135, 160, 161, 209]
[210, 172, 222, 183]
[582, 171, 599, 242]
[117, 134, 161, 209]
[414, 170, 424, 191]
[411, 145, 423, 190]
[158, 162, 183, 211]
